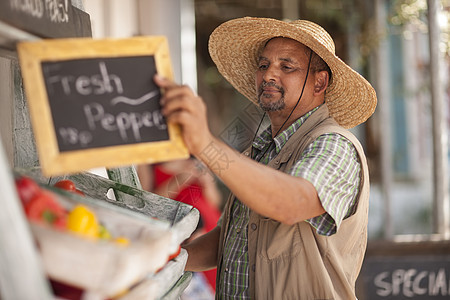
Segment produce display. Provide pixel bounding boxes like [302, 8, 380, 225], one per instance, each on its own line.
[15, 176, 67, 230]
[12, 173, 191, 299]
[15, 176, 129, 244]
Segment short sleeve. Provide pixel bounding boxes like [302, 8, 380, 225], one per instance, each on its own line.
[290, 133, 361, 236]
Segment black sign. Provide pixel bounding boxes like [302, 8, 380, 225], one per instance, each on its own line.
[41, 56, 169, 152]
[361, 255, 450, 299]
[0, 0, 91, 38]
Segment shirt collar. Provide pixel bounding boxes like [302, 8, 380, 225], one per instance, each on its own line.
[252, 105, 322, 154]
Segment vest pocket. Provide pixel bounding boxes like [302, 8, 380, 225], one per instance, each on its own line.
[256, 218, 303, 260]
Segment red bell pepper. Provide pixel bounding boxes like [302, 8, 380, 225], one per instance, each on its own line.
[24, 190, 67, 230]
[15, 176, 41, 205]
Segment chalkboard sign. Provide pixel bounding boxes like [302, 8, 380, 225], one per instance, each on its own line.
[17, 37, 188, 176]
[0, 0, 91, 38]
[360, 255, 450, 299]
[41, 56, 169, 151]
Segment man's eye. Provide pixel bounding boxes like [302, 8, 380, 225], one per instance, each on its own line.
[258, 64, 268, 70]
[282, 65, 293, 71]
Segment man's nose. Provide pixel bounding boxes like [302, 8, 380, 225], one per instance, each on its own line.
[262, 66, 279, 82]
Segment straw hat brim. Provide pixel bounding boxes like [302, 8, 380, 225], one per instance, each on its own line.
[208, 17, 377, 129]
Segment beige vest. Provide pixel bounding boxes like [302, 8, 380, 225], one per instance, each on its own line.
[216, 105, 370, 300]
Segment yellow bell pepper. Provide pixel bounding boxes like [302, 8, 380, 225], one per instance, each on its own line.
[114, 236, 130, 246]
[67, 205, 99, 240]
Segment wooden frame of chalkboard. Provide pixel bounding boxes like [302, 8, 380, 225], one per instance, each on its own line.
[17, 36, 189, 176]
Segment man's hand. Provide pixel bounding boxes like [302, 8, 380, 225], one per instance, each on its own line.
[183, 226, 221, 272]
[155, 75, 213, 156]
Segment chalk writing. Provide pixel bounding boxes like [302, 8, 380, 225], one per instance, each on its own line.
[58, 127, 92, 147]
[111, 90, 159, 106]
[10, 0, 43, 18]
[45, 61, 124, 96]
[40, 55, 169, 152]
[374, 268, 449, 297]
[45, 0, 69, 23]
[10, 0, 69, 23]
[362, 256, 450, 299]
[84, 103, 166, 142]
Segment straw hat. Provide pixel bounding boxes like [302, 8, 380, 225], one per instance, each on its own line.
[208, 17, 377, 129]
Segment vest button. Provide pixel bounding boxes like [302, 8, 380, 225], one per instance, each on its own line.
[244, 151, 249, 156]
[251, 223, 257, 230]
[275, 160, 280, 165]
[225, 267, 229, 272]
[236, 228, 241, 234]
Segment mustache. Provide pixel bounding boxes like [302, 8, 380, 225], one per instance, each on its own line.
[258, 81, 284, 96]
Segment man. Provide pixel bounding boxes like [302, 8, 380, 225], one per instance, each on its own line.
[156, 17, 377, 299]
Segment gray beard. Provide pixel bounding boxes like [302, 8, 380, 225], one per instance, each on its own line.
[258, 94, 286, 111]
[257, 82, 286, 111]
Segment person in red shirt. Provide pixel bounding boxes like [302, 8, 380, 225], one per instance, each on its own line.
[138, 158, 222, 291]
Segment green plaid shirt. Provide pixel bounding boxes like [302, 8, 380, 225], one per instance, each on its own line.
[218, 106, 361, 299]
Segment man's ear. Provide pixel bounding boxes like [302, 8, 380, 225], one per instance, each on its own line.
[313, 71, 329, 96]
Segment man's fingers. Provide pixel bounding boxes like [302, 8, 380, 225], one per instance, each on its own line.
[153, 74, 177, 89]
[162, 94, 199, 118]
[163, 85, 194, 102]
[154, 75, 196, 107]
[162, 96, 186, 116]
[154, 75, 210, 154]
[164, 110, 191, 127]
[154, 74, 192, 96]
